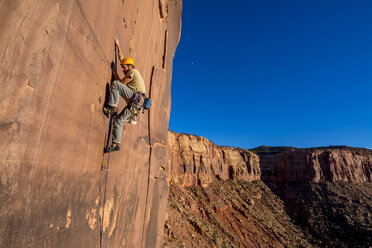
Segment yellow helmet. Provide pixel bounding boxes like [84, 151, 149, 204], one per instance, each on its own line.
[120, 57, 135, 67]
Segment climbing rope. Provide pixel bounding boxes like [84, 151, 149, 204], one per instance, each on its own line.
[99, 112, 115, 248]
[99, 36, 118, 248]
[99, 0, 125, 244]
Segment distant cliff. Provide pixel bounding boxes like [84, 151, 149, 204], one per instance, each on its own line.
[167, 132, 372, 185]
[167, 132, 261, 187]
[164, 132, 372, 248]
[259, 148, 372, 183]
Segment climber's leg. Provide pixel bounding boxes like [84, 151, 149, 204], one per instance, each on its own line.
[108, 80, 134, 107]
[111, 106, 132, 145]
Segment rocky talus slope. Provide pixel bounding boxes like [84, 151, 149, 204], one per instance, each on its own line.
[0, 1, 181, 247]
[164, 132, 372, 248]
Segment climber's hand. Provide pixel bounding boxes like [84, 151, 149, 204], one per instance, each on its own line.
[114, 38, 120, 47]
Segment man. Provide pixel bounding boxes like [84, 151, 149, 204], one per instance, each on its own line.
[103, 39, 146, 153]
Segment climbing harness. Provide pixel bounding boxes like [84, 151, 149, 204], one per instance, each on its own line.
[126, 93, 151, 124]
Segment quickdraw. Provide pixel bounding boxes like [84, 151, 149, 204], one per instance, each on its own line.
[126, 93, 151, 124]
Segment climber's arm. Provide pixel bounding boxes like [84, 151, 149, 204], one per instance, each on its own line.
[120, 76, 132, 86]
[115, 38, 124, 62]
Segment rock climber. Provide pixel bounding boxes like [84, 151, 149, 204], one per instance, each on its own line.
[103, 38, 146, 153]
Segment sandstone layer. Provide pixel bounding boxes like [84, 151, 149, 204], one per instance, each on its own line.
[164, 133, 372, 248]
[168, 133, 372, 186]
[259, 147, 372, 183]
[0, 1, 182, 247]
[167, 132, 261, 187]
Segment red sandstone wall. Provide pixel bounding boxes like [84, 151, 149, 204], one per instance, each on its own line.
[259, 149, 372, 183]
[0, 1, 182, 247]
[167, 132, 372, 186]
[167, 132, 261, 187]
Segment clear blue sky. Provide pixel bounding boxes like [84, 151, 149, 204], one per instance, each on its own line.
[169, 0, 372, 149]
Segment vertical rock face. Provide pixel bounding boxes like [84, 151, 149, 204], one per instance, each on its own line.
[167, 132, 261, 187]
[259, 149, 372, 183]
[0, 1, 181, 247]
[167, 132, 372, 186]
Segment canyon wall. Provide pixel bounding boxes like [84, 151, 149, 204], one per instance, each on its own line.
[259, 148, 372, 183]
[167, 132, 372, 186]
[164, 133, 372, 248]
[0, 1, 182, 247]
[167, 132, 261, 187]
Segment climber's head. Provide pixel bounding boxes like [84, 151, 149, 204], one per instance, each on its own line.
[120, 57, 135, 73]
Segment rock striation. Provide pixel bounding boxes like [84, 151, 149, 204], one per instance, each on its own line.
[167, 132, 372, 186]
[0, 1, 181, 247]
[167, 132, 261, 187]
[164, 134, 372, 248]
[259, 148, 372, 183]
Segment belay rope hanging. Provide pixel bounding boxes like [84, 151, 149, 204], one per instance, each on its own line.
[99, 42, 117, 248]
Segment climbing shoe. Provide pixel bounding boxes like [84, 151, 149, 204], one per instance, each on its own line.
[104, 144, 120, 153]
[102, 106, 117, 117]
